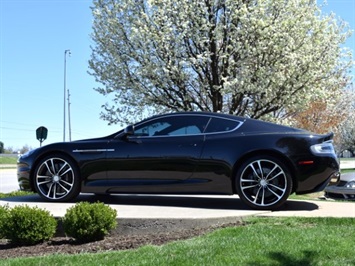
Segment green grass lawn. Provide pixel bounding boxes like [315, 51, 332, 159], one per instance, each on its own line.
[0, 156, 18, 165]
[0, 191, 34, 198]
[1, 217, 354, 265]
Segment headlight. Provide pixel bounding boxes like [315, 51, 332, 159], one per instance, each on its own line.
[20, 148, 37, 158]
[310, 141, 335, 155]
[345, 181, 355, 189]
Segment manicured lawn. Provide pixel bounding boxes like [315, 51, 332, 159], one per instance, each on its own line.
[0, 156, 17, 165]
[0, 191, 34, 198]
[2, 217, 354, 265]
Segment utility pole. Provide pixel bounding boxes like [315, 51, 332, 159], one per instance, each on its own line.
[68, 88, 72, 141]
[63, 49, 71, 142]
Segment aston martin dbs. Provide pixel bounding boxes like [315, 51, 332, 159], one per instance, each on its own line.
[17, 112, 339, 210]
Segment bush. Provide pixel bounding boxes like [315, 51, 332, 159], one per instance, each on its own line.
[2, 205, 57, 245]
[63, 201, 117, 243]
[0, 205, 10, 238]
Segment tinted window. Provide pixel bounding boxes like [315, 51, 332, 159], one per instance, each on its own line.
[134, 115, 210, 137]
[134, 121, 170, 136]
[204, 117, 240, 133]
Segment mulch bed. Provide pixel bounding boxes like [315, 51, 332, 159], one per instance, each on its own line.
[0, 222, 243, 259]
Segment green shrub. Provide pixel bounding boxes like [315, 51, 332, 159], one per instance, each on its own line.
[63, 201, 117, 243]
[2, 205, 57, 245]
[0, 205, 10, 238]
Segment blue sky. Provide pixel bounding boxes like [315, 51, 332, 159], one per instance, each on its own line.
[0, 0, 354, 150]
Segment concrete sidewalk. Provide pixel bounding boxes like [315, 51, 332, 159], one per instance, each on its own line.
[0, 164, 17, 169]
[1, 167, 354, 236]
[0, 194, 353, 236]
[1, 194, 354, 219]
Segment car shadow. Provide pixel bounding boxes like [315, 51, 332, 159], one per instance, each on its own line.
[1, 193, 319, 212]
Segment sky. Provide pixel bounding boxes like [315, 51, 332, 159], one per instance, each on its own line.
[0, 0, 354, 151]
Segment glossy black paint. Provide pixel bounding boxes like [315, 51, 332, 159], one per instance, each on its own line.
[17, 112, 339, 209]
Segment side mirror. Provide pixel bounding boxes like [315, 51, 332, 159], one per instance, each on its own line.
[124, 125, 134, 136]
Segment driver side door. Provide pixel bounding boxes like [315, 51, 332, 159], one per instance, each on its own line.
[106, 115, 210, 192]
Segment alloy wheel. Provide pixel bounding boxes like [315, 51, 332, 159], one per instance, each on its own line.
[35, 157, 76, 201]
[237, 158, 291, 209]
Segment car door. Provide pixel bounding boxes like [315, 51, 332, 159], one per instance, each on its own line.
[106, 115, 209, 191]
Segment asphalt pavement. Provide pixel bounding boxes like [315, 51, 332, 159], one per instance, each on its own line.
[0, 168, 19, 193]
[0, 167, 354, 236]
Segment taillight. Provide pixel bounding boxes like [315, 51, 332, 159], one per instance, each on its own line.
[310, 140, 335, 155]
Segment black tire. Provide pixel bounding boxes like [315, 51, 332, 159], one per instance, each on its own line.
[33, 154, 80, 202]
[235, 156, 292, 210]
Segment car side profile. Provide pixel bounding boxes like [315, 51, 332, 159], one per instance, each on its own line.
[17, 112, 339, 210]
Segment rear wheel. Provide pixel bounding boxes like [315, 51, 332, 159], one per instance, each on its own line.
[235, 156, 292, 210]
[33, 154, 80, 202]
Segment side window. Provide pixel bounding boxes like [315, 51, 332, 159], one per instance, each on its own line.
[204, 118, 240, 133]
[169, 125, 201, 135]
[134, 116, 209, 137]
[134, 121, 171, 137]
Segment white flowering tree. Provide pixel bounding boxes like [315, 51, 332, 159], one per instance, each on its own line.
[89, 0, 353, 125]
[337, 118, 355, 156]
[334, 87, 355, 155]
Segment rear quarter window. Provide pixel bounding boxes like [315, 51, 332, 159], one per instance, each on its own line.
[204, 118, 241, 133]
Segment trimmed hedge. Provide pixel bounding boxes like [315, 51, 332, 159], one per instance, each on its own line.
[0, 205, 10, 239]
[1, 205, 57, 245]
[63, 201, 117, 243]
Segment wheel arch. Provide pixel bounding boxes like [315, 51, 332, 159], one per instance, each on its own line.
[231, 149, 298, 194]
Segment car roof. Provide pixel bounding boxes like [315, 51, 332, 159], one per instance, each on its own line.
[151, 111, 304, 133]
[149, 111, 245, 121]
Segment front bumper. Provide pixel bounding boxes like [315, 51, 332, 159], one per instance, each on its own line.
[325, 185, 355, 195]
[17, 161, 32, 191]
[325, 179, 355, 200]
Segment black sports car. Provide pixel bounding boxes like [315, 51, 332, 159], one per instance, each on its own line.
[17, 112, 339, 210]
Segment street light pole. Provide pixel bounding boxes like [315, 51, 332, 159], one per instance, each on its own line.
[63, 49, 71, 142]
[68, 88, 72, 141]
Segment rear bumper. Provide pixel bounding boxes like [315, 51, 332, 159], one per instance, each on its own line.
[296, 171, 339, 195]
[295, 155, 340, 194]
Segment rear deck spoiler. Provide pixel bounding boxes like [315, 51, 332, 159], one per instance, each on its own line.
[323, 132, 334, 142]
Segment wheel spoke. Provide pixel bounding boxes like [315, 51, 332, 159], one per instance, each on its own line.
[249, 163, 261, 179]
[59, 179, 73, 189]
[256, 160, 264, 178]
[265, 186, 283, 200]
[44, 161, 55, 176]
[265, 165, 279, 180]
[253, 187, 264, 205]
[49, 159, 57, 174]
[241, 183, 259, 190]
[37, 176, 52, 186]
[266, 168, 284, 182]
[46, 182, 55, 198]
[57, 181, 71, 193]
[57, 162, 70, 176]
[268, 183, 286, 194]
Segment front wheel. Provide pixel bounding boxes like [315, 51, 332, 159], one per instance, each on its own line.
[235, 156, 292, 210]
[33, 154, 80, 202]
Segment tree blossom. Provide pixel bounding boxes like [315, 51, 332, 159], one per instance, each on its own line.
[89, 0, 353, 125]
